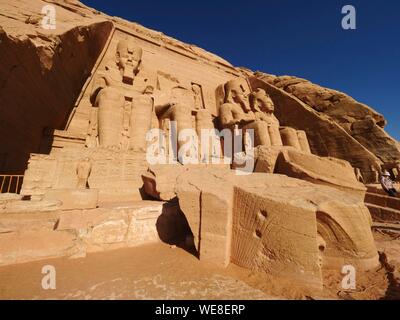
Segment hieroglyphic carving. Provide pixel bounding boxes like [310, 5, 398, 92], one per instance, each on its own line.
[192, 83, 204, 110]
[85, 108, 98, 148]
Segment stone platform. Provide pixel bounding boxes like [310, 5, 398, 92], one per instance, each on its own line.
[365, 184, 400, 224]
[0, 198, 185, 266]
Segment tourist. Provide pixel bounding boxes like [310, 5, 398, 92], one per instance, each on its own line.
[380, 170, 398, 197]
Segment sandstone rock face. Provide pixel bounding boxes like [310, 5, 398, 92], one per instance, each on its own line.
[0, 194, 62, 214]
[0, 0, 114, 174]
[256, 74, 386, 126]
[253, 73, 400, 179]
[0, 230, 77, 266]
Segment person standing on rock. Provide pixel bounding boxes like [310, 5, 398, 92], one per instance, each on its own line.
[380, 170, 398, 197]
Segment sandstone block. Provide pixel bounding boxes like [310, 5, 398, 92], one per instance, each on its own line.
[43, 189, 99, 210]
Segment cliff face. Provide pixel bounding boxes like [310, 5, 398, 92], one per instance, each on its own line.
[0, 0, 398, 176]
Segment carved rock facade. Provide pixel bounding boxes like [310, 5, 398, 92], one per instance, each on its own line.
[0, 0, 398, 292]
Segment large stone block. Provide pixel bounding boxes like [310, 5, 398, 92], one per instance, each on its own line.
[0, 230, 77, 266]
[43, 189, 99, 210]
[274, 148, 366, 196]
[56, 201, 166, 252]
[145, 166, 379, 288]
[231, 187, 321, 288]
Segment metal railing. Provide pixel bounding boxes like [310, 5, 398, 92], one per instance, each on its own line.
[0, 175, 24, 194]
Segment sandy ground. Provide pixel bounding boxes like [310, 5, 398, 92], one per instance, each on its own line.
[0, 231, 399, 300]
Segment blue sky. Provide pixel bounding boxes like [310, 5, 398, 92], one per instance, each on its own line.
[81, 0, 400, 140]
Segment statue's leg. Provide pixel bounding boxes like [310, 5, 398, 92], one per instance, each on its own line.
[129, 96, 153, 151]
[161, 104, 193, 161]
[97, 88, 124, 149]
[280, 127, 301, 150]
[269, 124, 283, 146]
[244, 122, 271, 148]
[297, 130, 312, 154]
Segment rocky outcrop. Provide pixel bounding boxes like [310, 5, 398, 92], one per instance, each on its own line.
[0, 2, 113, 173]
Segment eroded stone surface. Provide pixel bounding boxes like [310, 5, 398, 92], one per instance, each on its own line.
[144, 166, 379, 288]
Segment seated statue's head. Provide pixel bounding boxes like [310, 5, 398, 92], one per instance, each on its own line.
[250, 88, 274, 114]
[116, 40, 143, 82]
[224, 80, 251, 112]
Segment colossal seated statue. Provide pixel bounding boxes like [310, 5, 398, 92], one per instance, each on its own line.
[155, 86, 193, 153]
[155, 86, 194, 127]
[297, 130, 312, 154]
[155, 85, 217, 161]
[245, 88, 283, 147]
[218, 80, 312, 154]
[91, 76, 125, 149]
[89, 40, 143, 150]
[219, 80, 255, 130]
